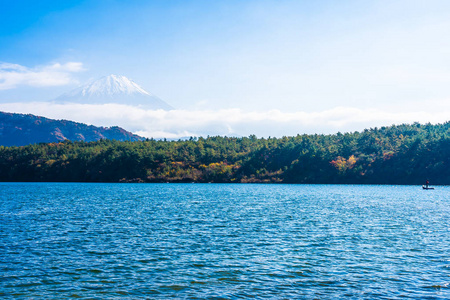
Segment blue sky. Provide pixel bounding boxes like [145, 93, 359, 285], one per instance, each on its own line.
[1, 0, 450, 137]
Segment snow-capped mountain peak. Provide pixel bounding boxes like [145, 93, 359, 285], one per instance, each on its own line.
[54, 74, 173, 110]
[72, 74, 151, 97]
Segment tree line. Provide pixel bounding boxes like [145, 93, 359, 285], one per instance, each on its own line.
[1, 122, 450, 184]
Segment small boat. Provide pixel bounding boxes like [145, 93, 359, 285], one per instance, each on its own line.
[422, 185, 434, 190]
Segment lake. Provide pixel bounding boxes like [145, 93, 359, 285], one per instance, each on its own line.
[0, 183, 449, 299]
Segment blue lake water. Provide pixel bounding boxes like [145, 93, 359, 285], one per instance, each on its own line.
[0, 183, 449, 299]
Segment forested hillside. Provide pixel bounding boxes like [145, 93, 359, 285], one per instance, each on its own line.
[0, 111, 144, 146]
[1, 122, 449, 184]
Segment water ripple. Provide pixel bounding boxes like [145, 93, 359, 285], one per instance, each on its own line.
[0, 183, 449, 299]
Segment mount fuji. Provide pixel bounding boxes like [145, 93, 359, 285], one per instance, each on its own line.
[54, 74, 173, 110]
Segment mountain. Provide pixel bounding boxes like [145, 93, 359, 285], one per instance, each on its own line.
[54, 74, 173, 110]
[0, 111, 144, 146]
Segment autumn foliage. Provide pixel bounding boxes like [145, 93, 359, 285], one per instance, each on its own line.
[1, 122, 450, 184]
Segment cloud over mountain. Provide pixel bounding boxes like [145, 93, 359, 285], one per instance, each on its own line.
[1, 102, 449, 139]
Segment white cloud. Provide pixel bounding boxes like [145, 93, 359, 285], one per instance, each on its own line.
[0, 62, 85, 90]
[0, 102, 449, 139]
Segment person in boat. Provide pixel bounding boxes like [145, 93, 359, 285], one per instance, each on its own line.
[425, 179, 429, 188]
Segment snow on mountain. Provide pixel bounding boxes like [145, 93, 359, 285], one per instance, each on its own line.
[54, 74, 173, 110]
[67, 74, 150, 97]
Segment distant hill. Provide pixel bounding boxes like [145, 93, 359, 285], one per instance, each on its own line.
[0, 111, 144, 146]
[54, 74, 174, 110]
